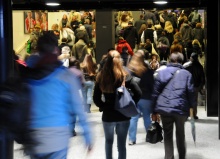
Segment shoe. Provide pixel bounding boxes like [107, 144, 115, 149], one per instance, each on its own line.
[128, 141, 136, 145]
[73, 130, 77, 137]
[194, 116, 199, 120]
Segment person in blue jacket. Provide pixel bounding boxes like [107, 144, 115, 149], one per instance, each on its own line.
[24, 32, 93, 159]
[151, 50, 196, 159]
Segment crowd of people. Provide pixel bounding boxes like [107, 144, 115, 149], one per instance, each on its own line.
[14, 9, 206, 159]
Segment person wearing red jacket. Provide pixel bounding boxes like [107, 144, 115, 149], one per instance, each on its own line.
[116, 37, 134, 56]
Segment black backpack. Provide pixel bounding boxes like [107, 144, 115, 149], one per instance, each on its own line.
[0, 76, 32, 145]
[146, 121, 163, 144]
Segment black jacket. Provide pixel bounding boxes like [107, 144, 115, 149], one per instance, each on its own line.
[183, 60, 205, 88]
[93, 74, 142, 122]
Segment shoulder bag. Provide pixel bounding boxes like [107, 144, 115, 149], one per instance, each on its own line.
[115, 78, 140, 117]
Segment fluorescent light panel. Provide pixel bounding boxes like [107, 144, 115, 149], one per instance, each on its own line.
[153, 1, 168, 4]
[46, 2, 60, 6]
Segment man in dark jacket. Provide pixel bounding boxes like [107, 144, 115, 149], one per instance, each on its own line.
[123, 21, 139, 51]
[183, 52, 205, 119]
[152, 52, 196, 159]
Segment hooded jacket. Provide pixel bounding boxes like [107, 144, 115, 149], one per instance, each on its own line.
[116, 39, 134, 56]
[25, 54, 92, 153]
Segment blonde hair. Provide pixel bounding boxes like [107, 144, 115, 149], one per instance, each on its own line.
[192, 39, 201, 47]
[73, 12, 81, 22]
[164, 20, 174, 33]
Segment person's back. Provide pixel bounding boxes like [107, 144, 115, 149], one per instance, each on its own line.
[123, 21, 139, 50]
[72, 30, 89, 62]
[183, 52, 205, 119]
[152, 52, 196, 159]
[24, 32, 92, 158]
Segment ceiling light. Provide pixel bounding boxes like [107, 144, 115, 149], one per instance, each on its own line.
[153, 1, 168, 4]
[46, 2, 60, 6]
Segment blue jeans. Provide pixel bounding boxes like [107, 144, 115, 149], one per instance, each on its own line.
[128, 99, 152, 142]
[30, 148, 67, 159]
[82, 80, 94, 113]
[103, 120, 130, 159]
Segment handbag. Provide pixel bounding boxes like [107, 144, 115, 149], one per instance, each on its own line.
[146, 121, 163, 144]
[115, 80, 140, 117]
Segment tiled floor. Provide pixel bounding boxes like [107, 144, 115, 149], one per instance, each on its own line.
[14, 106, 220, 159]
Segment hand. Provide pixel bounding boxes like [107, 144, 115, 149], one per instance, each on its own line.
[151, 113, 158, 122]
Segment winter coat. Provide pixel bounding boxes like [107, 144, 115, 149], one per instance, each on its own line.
[123, 26, 139, 49]
[116, 39, 134, 56]
[25, 54, 92, 154]
[183, 60, 205, 89]
[152, 63, 196, 116]
[180, 23, 194, 46]
[72, 39, 89, 62]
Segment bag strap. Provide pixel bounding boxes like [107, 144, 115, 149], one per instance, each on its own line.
[160, 69, 181, 94]
[121, 76, 126, 87]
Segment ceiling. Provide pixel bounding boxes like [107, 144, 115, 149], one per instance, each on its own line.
[12, 0, 207, 10]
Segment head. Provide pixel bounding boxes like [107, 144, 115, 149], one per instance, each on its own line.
[62, 14, 68, 19]
[128, 21, 133, 26]
[97, 50, 126, 93]
[190, 52, 198, 61]
[196, 22, 202, 28]
[69, 57, 80, 69]
[34, 24, 41, 32]
[37, 32, 58, 55]
[128, 51, 147, 76]
[81, 54, 97, 75]
[51, 23, 59, 30]
[140, 14, 144, 19]
[170, 42, 183, 55]
[136, 49, 150, 61]
[138, 23, 147, 35]
[151, 54, 158, 60]
[84, 18, 90, 24]
[76, 31, 86, 40]
[169, 52, 184, 64]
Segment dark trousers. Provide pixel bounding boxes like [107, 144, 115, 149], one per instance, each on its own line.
[161, 114, 188, 159]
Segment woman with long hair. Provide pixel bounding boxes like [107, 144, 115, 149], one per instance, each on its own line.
[93, 50, 141, 159]
[81, 54, 97, 113]
[127, 51, 155, 145]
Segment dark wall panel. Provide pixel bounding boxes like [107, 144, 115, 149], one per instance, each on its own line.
[95, 10, 115, 63]
[206, 2, 219, 117]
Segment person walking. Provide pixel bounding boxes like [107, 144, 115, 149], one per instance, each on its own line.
[80, 54, 97, 113]
[23, 32, 93, 158]
[183, 52, 205, 119]
[151, 51, 196, 159]
[93, 50, 141, 159]
[127, 51, 154, 145]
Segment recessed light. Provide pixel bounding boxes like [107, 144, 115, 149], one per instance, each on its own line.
[153, 1, 168, 4]
[46, 3, 60, 6]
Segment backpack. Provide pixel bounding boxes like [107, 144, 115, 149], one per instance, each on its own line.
[146, 121, 163, 144]
[0, 76, 33, 145]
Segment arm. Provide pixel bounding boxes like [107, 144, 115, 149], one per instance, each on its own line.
[66, 72, 93, 148]
[153, 30, 157, 44]
[126, 43, 134, 56]
[141, 31, 145, 43]
[125, 75, 142, 104]
[93, 82, 105, 111]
